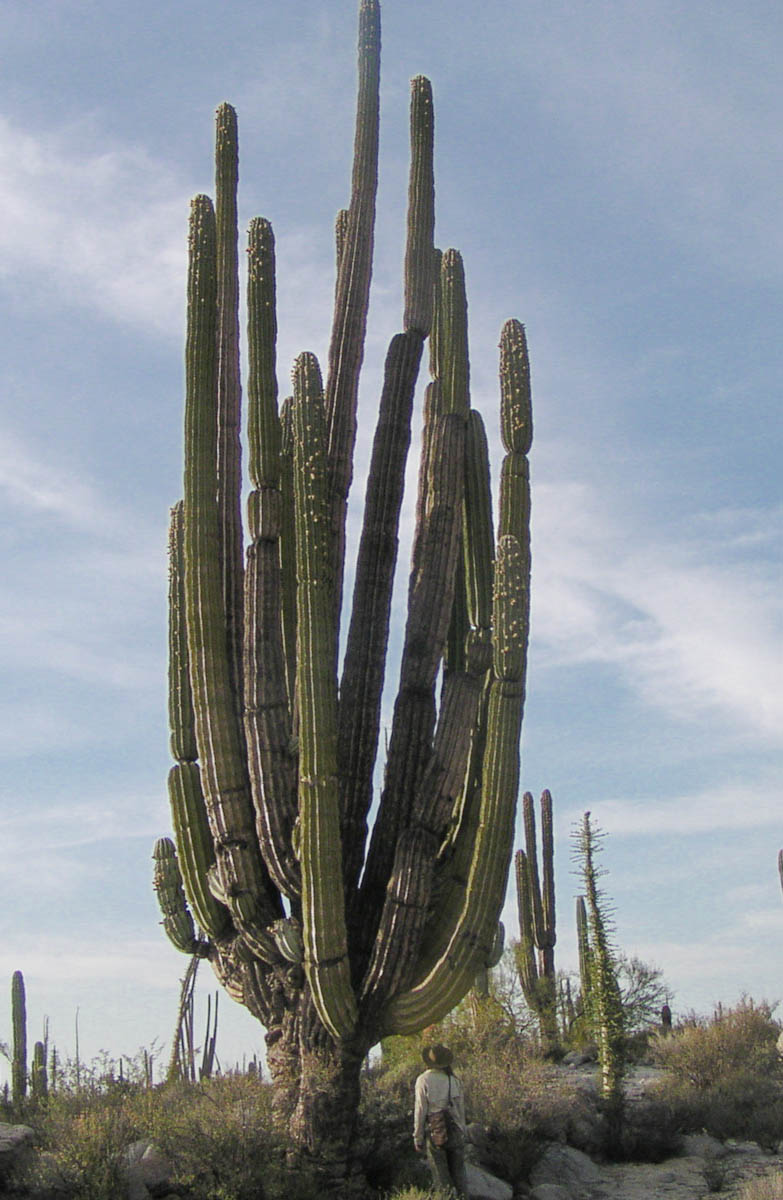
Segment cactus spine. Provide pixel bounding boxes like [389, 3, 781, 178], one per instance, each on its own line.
[153, 0, 533, 1177]
[515, 789, 558, 1052]
[11, 970, 27, 1105]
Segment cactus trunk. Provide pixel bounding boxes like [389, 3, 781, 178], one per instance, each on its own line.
[153, 0, 534, 1183]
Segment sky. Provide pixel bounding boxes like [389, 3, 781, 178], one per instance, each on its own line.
[1, 0, 781, 1082]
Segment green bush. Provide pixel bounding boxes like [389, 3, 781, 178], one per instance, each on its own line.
[650, 999, 783, 1146]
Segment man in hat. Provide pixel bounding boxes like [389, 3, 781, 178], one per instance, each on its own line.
[413, 1043, 469, 1198]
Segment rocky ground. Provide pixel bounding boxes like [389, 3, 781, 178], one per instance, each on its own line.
[520, 1063, 783, 1200]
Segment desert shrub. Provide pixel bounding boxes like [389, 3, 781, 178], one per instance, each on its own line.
[649, 999, 783, 1146]
[21, 1089, 144, 1200]
[358, 1064, 430, 1195]
[17, 1071, 321, 1200]
[651, 999, 780, 1088]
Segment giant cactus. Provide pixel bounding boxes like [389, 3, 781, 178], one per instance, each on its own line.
[515, 789, 559, 1052]
[153, 0, 533, 1185]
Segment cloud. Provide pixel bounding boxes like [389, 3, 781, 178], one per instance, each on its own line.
[557, 773, 783, 839]
[0, 115, 187, 337]
[532, 480, 783, 747]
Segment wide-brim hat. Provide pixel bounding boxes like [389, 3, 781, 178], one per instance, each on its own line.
[421, 1043, 453, 1069]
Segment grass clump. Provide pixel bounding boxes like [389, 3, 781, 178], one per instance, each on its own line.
[737, 1173, 783, 1200]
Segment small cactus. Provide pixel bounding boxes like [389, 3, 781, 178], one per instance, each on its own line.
[31, 1041, 47, 1102]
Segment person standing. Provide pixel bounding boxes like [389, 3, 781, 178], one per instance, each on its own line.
[413, 1043, 469, 1198]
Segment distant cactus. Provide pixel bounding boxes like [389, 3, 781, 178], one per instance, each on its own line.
[152, 0, 533, 1183]
[31, 1040, 47, 1102]
[576, 893, 592, 1015]
[515, 790, 558, 1052]
[11, 970, 26, 1104]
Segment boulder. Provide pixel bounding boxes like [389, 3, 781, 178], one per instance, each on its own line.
[528, 1145, 603, 1198]
[0, 1122, 35, 1186]
[122, 1140, 175, 1198]
[529, 1185, 573, 1200]
[467, 1161, 513, 1200]
[681, 1132, 728, 1159]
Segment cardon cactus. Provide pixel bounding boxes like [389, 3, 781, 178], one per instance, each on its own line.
[153, 0, 533, 1183]
[11, 970, 26, 1104]
[515, 789, 558, 1051]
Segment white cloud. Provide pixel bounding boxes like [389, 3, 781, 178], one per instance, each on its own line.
[532, 480, 783, 747]
[0, 115, 187, 337]
[558, 774, 783, 838]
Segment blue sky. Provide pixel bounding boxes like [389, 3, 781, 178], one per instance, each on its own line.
[1, 0, 781, 1078]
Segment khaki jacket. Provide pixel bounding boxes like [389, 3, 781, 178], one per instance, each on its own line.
[413, 1068, 467, 1144]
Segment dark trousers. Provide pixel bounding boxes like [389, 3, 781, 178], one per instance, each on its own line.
[426, 1137, 469, 1198]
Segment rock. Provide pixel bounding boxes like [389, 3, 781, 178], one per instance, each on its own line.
[0, 1123, 35, 1185]
[529, 1145, 603, 1197]
[122, 1140, 175, 1198]
[561, 1048, 597, 1068]
[529, 1185, 573, 1200]
[681, 1132, 728, 1159]
[726, 1139, 764, 1155]
[467, 1160, 513, 1200]
[467, 1122, 492, 1157]
[27, 1149, 74, 1197]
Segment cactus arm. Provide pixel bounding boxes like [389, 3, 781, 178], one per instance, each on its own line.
[383, 538, 528, 1035]
[152, 836, 210, 955]
[11, 970, 27, 1103]
[403, 76, 435, 337]
[168, 502, 198, 765]
[383, 314, 532, 1036]
[434, 250, 470, 417]
[31, 1040, 47, 1101]
[540, 788, 556, 965]
[356, 249, 469, 950]
[278, 396, 297, 708]
[292, 352, 357, 1039]
[523, 792, 546, 948]
[325, 0, 381, 626]
[576, 893, 592, 1012]
[214, 103, 245, 704]
[515, 848, 539, 999]
[184, 194, 282, 940]
[337, 72, 434, 902]
[500, 318, 532, 455]
[167, 502, 233, 940]
[338, 329, 424, 898]
[334, 208, 350, 277]
[242, 217, 300, 900]
[356, 409, 465, 961]
[462, 410, 495, 659]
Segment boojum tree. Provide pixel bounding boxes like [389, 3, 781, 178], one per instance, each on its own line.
[152, 0, 533, 1184]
